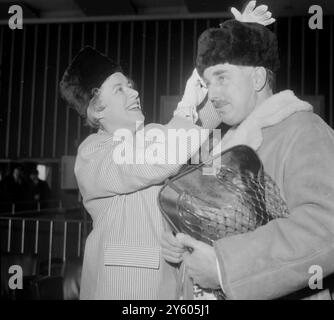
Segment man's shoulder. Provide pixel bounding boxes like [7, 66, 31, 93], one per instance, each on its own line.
[267, 111, 331, 138]
[260, 111, 334, 157]
[281, 110, 324, 128]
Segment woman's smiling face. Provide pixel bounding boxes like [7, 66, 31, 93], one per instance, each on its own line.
[99, 72, 144, 131]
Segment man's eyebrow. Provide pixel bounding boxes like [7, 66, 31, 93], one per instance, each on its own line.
[212, 69, 227, 76]
[113, 77, 134, 87]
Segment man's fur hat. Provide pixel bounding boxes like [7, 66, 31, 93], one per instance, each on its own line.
[196, 20, 280, 77]
[59, 46, 122, 117]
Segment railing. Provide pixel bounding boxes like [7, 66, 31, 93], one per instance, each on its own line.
[0, 199, 81, 215]
[0, 202, 92, 277]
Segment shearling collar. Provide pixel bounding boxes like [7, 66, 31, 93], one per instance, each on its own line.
[212, 90, 313, 155]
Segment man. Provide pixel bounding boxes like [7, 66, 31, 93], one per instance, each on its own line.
[162, 19, 334, 300]
[1, 166, 26, 203]
[27, 169, 51, 203]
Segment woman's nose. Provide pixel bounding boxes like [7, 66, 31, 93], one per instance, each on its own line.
[127, 87, 139, 99]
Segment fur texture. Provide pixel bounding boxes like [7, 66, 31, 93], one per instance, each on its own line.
[59, 46, 121, 117]
[196, 20, 280, 76]
[212, 90, 312, 155]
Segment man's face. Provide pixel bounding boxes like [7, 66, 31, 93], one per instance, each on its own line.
[203, 63, 257, 126]
[99, 72, 144, 130]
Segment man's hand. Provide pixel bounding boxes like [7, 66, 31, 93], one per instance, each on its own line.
[161, 231, 187, 264]
[231, 0, 275, 26]
[177, 233, 221, 289]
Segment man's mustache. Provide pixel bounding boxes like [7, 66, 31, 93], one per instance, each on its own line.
[211, 100, 230, 109]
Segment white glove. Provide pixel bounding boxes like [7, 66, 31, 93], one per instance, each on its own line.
[231, 0, 275, 26]
[174, 68, 208, 123]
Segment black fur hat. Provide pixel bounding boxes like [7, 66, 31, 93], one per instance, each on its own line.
[196, 20, 279, 77]
[59, 46, 122, 117]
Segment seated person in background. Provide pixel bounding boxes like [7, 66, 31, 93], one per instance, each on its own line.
[0, 166, 27, 203]
[27, 169, 51, 203]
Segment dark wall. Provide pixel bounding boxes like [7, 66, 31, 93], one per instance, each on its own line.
[0, 16, 333, 160]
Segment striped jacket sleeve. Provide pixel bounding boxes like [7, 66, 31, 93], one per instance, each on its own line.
[75, 116, 209, 198]
[197, 99, 221, 129]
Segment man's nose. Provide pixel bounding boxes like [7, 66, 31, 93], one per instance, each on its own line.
[208, 84, 223, 103]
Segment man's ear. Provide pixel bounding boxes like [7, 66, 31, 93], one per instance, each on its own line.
[253, 67, 267, 92]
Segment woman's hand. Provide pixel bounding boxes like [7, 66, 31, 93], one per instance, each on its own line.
[174, 69, 208, 123]
[161, 231, 187, 264]
[231, 0, 275, 26]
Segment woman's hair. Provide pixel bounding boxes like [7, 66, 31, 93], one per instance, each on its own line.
[86, 88, 106, 129]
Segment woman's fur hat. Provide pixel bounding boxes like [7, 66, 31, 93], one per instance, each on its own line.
[59, 46, 122, 117]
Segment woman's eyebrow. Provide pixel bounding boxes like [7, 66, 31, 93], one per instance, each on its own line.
[112, 82, 122, 89]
